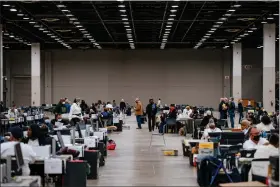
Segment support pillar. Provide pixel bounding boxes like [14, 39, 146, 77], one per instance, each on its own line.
[232, 43, 242, 104]
[31, 43, 41, 106]
[44, 51, 52, 104]
[263, 24, 276, 113]
[0, 24, 3, 102]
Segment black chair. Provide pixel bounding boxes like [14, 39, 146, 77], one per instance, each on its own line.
[220, 132, 245, 145]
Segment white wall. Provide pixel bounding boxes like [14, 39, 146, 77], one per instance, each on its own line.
[3, 48, 270, 108]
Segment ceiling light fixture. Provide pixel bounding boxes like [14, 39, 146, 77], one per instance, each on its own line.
[29, 21, 36, 24]
[228, 9, 236, 12]
[66, 14, 73, 17]
[170, 9, 177, 12]
[267, 17, 274, 20]
[119, 9, 126, 12]
[17, 13, 24, 16]
[3, 4, 10, 7]
[23, 17, 29, 20]
[10, 8, 17, 12]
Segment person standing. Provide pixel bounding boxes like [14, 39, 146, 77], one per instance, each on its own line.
[238, 99, 244, 124]
[228, 97, 236, 128]
[120, 99, 126, 113]
[69, 98, 83, 126]
[146, 99, 157, 132]
[219, 98, 225, 120]
[157, 98, 161, 108]
[135, 98, 143, 129]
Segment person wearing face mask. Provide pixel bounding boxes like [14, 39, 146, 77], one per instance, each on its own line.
[254, 133, 279, 158]
[201, 119, 222, 140]
[243, 127, 268, 149]
[240, 119, 252, 140]
[54, 98, 67, 115]
[69, 98, 83, 126]
[51, 114, 69, 127]
[1, 127, 36, 176]
[22, 124, 46, 146]
[183, 106, 192, 117]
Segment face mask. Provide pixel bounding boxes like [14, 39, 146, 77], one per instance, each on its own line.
[58, 119, 62, 121]
[45, 120, 50, 124]
[209, 125, 215, 130]
[62, 102, 65, 104]
[253, 135, 260, 142]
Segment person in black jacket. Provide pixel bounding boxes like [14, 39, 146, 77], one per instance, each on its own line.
[238, 99, 244, 124]
[146, 99, 157, 132]
[22, 124, 46, 146]
[120, 99, 126, 113]
[200, 110, 217, 130]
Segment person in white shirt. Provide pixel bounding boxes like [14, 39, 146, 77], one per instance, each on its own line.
[8, 105, 19, 118]
[241, 119, 252, 140]
[243, 127, 268, 149]
[1, 126, 36, 176]
[256, 115, 275, 132]
[183, 106, 192, 117]
[201, 119, 222, 140]
[254, 133, 279, 158]
[69, 98, 83, 125]
[157, 98, 161, 108]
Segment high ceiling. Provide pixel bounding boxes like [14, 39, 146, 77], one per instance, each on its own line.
[0, 1, 279, 50]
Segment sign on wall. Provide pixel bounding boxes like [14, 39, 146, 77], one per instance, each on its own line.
[225, 76, 230, 79]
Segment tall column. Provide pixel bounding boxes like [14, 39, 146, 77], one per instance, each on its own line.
[0, 25, 3, 102]
[31, 43, 41, 106]
[263, 24, 275, 113]
[232, 43, 242, 104]
[44, 51, 52, 104]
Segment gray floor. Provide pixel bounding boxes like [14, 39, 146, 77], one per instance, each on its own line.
[88, 116, 198, 186]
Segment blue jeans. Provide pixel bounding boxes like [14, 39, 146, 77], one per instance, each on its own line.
[229, 113, 235, 128]
[239, 112, 244, 124]
[136, 115, 142, 128]
[159, 122, 165, 133]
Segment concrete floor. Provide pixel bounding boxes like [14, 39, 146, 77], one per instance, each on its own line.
[88, 116, 198, 186]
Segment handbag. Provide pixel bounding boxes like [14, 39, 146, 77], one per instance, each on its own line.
[107, 139, 116, 150]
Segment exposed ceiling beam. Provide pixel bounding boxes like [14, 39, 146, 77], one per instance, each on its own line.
[158, 1, 168, 40]
[170, 1, 188, 41]
[129, 1, 137, 42]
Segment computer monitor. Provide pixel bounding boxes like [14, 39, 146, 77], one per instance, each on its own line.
[220, 132, 245, 145]
[14, 143, 24, 170]
[208, 132, 222, 143]
[57, 131, 65, 149]
[270, 129, 279, 134]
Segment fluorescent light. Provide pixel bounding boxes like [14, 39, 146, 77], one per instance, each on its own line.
[118, 5, 125, 8]
[273, 13, 279, 16]
[3, 4, 10, 7]
[267, 17, 274, 20]
[165, 28, 171, 31]
[206, 33, 211, 36]
[57, 5, 66, 8]
[208, 30, 215, 33]
[219, 17, 227, 21]
[244, 33, 249, 36]
[119, 9, 126, 12]
[76, 25, 83, 28]
[168, 18, 175, 21]
[61, 9, 69, 12]
[17, 13, 24, 16]
[43, 30, 49, 33]
[23, 17, 29, 20]
[211, 28, 217, 31]
[224, 13, 232, 16]
[204, 35, 210, 38]
[213, 25, 220, 28]
[73, 22, 80, 24]
[171, 5, 179, 8]
[166, 25, 172, 28]
[261, 21, 267, 24]
[126, 28, 132, 31]
[10, 8, 17, 12]
[170, 9, 177, 12]
[124, 25, 130, 28]
[247, 30, 253, 33]
[170, 14, 176, 17]
[34, 25, 40, 28]
[47, 33, 52, 36]
[79, 28, 85, 31]
[9, 35, 15, 38]
[122, 18, 128, 21]
[29, 21, 36, 24]
[39, 28, 44, 31]
[121, 14, 127, 17]
[240, 35, 245, 37]
[66, 14, 73, 17]
[233, 4, 241, 8]
[228, 9, 235, 12]
[216, 21, 223, 24]
[69, 18, 77, 21]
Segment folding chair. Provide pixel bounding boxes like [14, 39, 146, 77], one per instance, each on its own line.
[164, 118, 177, 134]
[251, 158, 270, 183]
[194, 119, 203, 138]
[150, 130, 166, 147]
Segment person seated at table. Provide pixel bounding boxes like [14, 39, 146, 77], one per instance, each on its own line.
[1, 126, 36, 176]
[189, 106, 199, 119]
[168, 104, 177, 119]
[163, 104, 169, 110]
[241, 119, 252, 140]
[64, 98, 71, 113]
[183, 106, 192, 117]
[54, 98, 67, 115]
[22, 124, 46, 146]
[256, 115, 275, 132]
[200, 110, 217, 130]
[243, 127, 268, 149]
[51, 114, 68, 128]
[254, 133, 279, 158]
[8, 105, 19, 118]
[89, 103, 97, 114]
[201, 119, 222, 140]
[159, 110, 167, 134]
[80, 100, 89, 114]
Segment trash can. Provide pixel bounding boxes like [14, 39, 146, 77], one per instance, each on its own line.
[64, 160, 87, 187]
[83, 150, 99, 179]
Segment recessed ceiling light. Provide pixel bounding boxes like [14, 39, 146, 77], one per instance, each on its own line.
[118, 5, 125, 8]
[29, 21, 36, 24]
[10, 8, 17, 12]
[166, 25, 172, 28]
[69, 17, 77, 21]
[224, 13, 232, 17]
[9, 35, 15, 38]
[170, 14, 176, 17]
[17, 13, 24, 16]
[273, 13, 279, 16]
[23, 17, 29, 20]
[122, 18, 128, 21]
[79, 28, 85, 31]
[219, 17, 227, 21]
[3, 4, 10, 7]
[233, 4, 241, 8]
[172, 5, 179, 8]
[121, 14, 127, 17]
[216, 21, 223, 24]
[41, 18, 60, 22]
[228, 9, 235, 12]
[56, 29, 72, 32]
[261, 21, 267, 24]
[43, 30, 49, 33]
[61, 9, 69, 12]
[126, 28, 132, 31]
[247, 30, 253, 33]
[76, 25, 83, 28]
[211, 28, 217, 31]
[170, 9, 177, 12]
[119, 9, 126, 12]
[267, 17, 274, 20]
[208, 30, 215, 33]
[57, 4, 66, 8]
